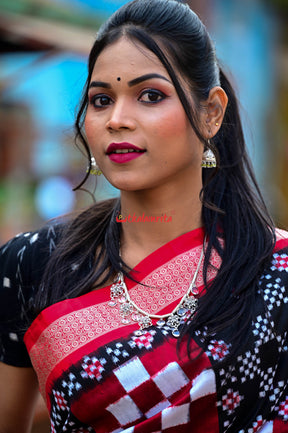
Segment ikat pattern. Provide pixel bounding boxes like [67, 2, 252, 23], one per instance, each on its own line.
[48, 327, 216, 432]
[45, 248, 288, 433]
[207, 340, 230, 361]
[210, 254, 288, 433]
[271, 253, 288, 272]
[1, 226, 288, 432]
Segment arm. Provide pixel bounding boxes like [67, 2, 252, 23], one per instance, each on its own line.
[0, 362, 39, 433]
[0, 228, 61, 432]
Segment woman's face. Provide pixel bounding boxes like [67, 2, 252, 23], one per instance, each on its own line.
[84, 37, 204, 193]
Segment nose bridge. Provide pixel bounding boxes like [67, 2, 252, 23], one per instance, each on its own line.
[107, 96, 135, 130]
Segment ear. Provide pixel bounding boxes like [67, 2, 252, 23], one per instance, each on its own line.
[201, 86, 228, 139]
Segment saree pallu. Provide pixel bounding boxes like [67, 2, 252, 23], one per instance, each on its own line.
[24, 228, 288, 433]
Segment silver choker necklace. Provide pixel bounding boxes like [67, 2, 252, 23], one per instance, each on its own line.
[108, 241, 205, 338]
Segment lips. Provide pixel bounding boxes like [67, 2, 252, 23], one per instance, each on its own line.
[106, 142, 146, 164]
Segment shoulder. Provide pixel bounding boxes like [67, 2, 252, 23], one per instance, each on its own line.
[0, 222, 65, 328]
[0, 222, 62, 255]
[0, 222, 64, 282]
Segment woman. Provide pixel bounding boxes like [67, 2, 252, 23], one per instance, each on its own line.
[1, 0, 288, 432]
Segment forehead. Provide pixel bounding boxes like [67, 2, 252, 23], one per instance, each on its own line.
[91, 37, 170, 79]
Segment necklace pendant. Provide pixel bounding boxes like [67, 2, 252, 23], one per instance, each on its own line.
[108, 300, 117, 308]
[166, 314, 181, 329]
[166, 315, 182, 338]
[172, 328, 181, 338]
[177, 307, 187, 317]
[118, 295, 127, 304]
[110, 283, 124, 298]
[156, 319, 166, 327]
[120, 302, 133, 316]
[139, 316, 152, 329]
[191, 286, 199, 296]
[183, 296, 198, 310]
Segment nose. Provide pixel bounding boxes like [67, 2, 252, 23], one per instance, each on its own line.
[106, 99, 136, 132]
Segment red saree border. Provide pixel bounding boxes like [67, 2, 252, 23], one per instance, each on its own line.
[24, 227, 205, 352]
[129, 226, 205, 280]
[24, 287, 110, 353]
[275, 228, 288, 251]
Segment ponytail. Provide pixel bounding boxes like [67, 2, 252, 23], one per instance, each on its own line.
[187, 68, 276, 354]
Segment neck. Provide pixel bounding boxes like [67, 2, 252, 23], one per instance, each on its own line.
[119, 182, 203, 267]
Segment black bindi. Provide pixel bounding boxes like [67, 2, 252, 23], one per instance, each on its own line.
[117, 77, 121, 81]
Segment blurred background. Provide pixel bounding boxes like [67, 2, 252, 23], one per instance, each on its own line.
[0, 0, 287, 429]
[1, 0, 288, 245]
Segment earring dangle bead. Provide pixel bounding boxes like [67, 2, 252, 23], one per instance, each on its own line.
[87, 157, 102, 176]
[201, 141, 217, 169]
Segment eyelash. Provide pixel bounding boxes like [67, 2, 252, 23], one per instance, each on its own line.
[89, 94, 112, 108]
[89, 89, 166, 108]
[139, 89, 166, 104]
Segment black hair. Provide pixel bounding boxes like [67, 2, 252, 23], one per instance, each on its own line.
[36, 0, 275, 359]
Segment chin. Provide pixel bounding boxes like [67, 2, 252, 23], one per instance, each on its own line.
[105, 175, 145, 192]
[118, 184, 145, 193]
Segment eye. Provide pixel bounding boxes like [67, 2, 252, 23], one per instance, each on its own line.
[139, 89, 166, 104]
[89, 94, 113, 108]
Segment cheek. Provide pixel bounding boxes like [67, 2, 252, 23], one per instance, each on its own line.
[155, 99, 188, 131]
[84, 114, 94, 139]
[153, 109, 192, 141]
[84, 114, 101, 148]
[151, 107, 203, 164]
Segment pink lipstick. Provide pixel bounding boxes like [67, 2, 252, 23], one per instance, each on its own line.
[106, 142, 146, 164]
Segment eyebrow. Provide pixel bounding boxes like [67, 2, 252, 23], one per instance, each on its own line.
[128, 73, 171, 87]
[89, 81, 111, 90]
[88, 73, 171, 90]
